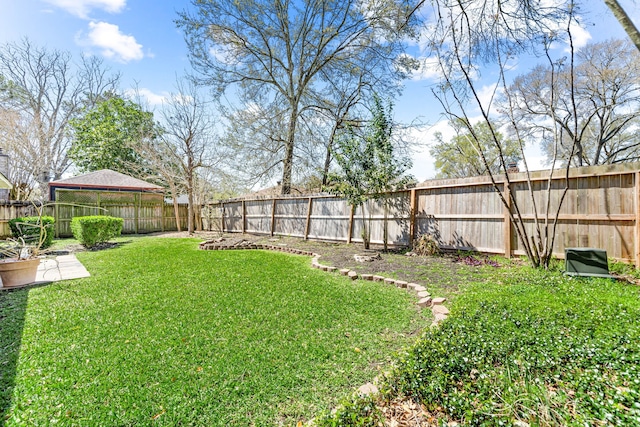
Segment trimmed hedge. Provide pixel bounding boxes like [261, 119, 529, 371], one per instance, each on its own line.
[9, 216, 55, 249]
[71, 216, 124, 248]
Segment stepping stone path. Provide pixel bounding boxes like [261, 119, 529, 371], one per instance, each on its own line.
[199, 237, 451, 324]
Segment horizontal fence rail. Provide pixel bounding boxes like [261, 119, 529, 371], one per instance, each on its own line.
[210, 162, 640, 266]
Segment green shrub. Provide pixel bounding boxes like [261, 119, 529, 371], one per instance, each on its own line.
[9, 215, 55, 249]
[71, 216, 123, 247]
[315, 394, 382, 427]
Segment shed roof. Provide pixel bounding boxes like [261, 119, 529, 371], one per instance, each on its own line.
[49, 169, 163, 192]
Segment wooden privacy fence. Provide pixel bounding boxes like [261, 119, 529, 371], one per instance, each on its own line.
[0, 192, 189, 238]
[212, 162, 640, 266]
[51, 189, 189, 237]
[0, 201, 39, 237]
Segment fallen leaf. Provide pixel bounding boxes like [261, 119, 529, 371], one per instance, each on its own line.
[151, 407, 165, 420]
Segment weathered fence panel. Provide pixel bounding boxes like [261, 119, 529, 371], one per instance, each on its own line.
[0, 202, 38, 237]
[307, 197, 350, 241]
[164, 204, 189, 232]
[274, 198, 308, 237]
[245, 200, 272, 234]
[215, 162, 640, 265]
[415, 183, 505, 253]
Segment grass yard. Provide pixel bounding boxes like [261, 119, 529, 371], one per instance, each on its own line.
[0, 237, 429, 426]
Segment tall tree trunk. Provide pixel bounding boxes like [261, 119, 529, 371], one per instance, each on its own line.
[195, 203, 203, 231]
[322, 122, 339, 186]
[281, 106, 298, 195]
[168, 181, 181, 232]
[173, 194, 181, 232]
[605, 0, 640, 53]
[187, 169, 194, 234]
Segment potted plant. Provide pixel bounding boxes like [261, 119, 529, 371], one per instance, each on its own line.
[0, 211, 53, 288]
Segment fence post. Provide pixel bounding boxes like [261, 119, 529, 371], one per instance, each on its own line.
[503, 182, 512, 259]
[270, 199, 277, 236]
[409, 188, 417, 247]
[134, 192, 139, 234]
[242, 200, 246, 233]
[55, 199, 60, 238]
[347, 204, 355, 244]
[636, 172, 640, 267]
[219, 203, 224, 233]
[304, 197, 313, 240]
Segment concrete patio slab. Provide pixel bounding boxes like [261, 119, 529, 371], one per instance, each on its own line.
[36, 254, 90, 282]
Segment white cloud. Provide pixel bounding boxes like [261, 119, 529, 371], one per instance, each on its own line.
[407, 121, 456, 181]
[128, 88, 167, 106]
[568, 20, 592, 51]
[476, 83, 503, 113]
[82, 21, 144, 63]
[44, 0, 125, 19]
[409, 56, 441, 81]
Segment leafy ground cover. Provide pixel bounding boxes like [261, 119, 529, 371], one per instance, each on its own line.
[321, 265, 640, 426]
[1, 237, 429, 426]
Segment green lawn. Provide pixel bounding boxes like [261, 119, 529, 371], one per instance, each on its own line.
[1, 238, 428, 426]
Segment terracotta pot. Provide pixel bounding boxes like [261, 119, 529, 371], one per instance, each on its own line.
[0, 258, 41, 288]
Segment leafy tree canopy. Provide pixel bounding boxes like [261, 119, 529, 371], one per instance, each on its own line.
[327, 96, 413, 206]
[430, 120, 521, 179]
[69, 96, 159, 175]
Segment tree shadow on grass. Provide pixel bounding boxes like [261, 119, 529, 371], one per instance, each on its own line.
[0, 286, 30, 426]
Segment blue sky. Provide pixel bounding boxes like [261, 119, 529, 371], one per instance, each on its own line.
[1, 0, 638, 182]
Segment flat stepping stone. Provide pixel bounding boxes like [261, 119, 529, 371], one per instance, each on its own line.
[373, 275, 385, 282]
[347, 271, 358, 280]
[413, 285, 427, 292]
[417, 297, 432, 307]
[360, 273, 374, 280]
[358, 382, 378, 395]
[432, 304, 450, 315]
[417, 291, 431, 298]
[395, 280, 408, 288]
[384, 278, 395, 285]
[407, 283, 420, 290]
[431, 297, 447, 305]
[326, 266, 337, 272]
[339, 269, 350, 276]
[433, 312, 448, 322]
